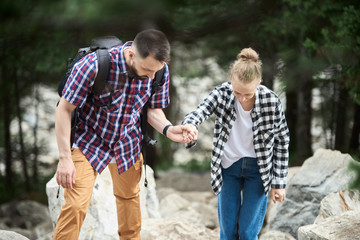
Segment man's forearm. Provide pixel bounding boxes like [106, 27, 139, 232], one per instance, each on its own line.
[56, 98, 76, 161]
[147, 108, 172, 134]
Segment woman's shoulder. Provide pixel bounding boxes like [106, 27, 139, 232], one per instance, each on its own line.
[214, 81, 232, 93]
[258, 84, 280, 99]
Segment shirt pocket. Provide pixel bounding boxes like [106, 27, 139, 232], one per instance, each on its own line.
[93, 88, 125, 113]
[132, 89, 150, 114]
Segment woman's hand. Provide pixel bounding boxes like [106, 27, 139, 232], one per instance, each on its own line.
[271, 188, 286, 203]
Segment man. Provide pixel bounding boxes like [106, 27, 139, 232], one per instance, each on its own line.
[54, 29, 196, 240]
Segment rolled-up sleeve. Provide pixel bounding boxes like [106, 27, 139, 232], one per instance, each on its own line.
[62, 53, 97, 108]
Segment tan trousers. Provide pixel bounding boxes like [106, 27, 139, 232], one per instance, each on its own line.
[53, 148, 142, 240]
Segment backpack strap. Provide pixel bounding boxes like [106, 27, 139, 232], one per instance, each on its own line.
[151, 66, 166, 96]
[141, 65, 166, 146]
[93, 49, 111, 94]
[141, 65, 166, 187]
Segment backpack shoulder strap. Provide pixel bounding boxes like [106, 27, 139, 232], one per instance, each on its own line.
[93, 49, 111, 94]
[151, 65, 166, 96]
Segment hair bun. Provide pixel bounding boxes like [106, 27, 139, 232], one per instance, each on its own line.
[237, 48, 259, 62]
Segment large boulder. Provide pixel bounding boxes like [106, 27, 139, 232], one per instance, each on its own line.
[0, 200, 52, 239]
[268, 149, 357, 237]
[297, 190, 360, 239]
[315, 190, 360, 223]
[297, 210, 360, 240]
[46, 164, 159, 240]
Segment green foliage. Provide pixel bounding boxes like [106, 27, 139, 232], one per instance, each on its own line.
[349, 158, 360, 191]
[177, 158, 210, 172]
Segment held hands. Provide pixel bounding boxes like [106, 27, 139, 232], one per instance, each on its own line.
[166, 124, 198, 143]
[271, 188, 286, 203]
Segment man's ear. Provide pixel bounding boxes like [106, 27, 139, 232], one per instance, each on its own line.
[128, 48, 136, 59]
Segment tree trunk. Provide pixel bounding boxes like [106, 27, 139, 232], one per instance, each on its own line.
[334, 81, 349, 151]
[14, 74, 30, 191]
[295, 76, 313, 165]
[349, 102, 360, 156]
[285, 90, 297, 164]
[32, 84, 40, 185]
[2, 61, 13, 187]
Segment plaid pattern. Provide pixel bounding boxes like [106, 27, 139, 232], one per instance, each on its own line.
[62, 42, 170, 175]
[182, 82, 289, 196]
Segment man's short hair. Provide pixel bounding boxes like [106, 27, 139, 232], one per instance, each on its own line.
[133, 29, 170, 63]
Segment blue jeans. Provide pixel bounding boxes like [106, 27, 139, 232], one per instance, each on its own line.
[218, 157, 268, 240]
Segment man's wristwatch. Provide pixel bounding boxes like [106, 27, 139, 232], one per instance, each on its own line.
[162, 124, 172, 137]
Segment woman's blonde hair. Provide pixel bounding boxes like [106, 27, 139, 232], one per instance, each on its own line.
[230, 48, 262, 84]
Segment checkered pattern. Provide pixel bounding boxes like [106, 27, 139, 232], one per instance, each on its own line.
[182, 82, 290, 196]
[62, 42, 170, 175]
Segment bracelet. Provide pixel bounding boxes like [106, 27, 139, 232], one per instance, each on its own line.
[162, 124, 172, 137]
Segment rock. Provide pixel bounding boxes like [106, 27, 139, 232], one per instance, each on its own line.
[46, 164, 159, 240]
[158, 191, 219, 229]
[156, 188, 177, 202]
[0, 200, 52, 239]
[178, 191, 215, 205]
[156, 169, 212, 192]
[159, 193, 190, 218]
[259, 230, 296, 240]
[141, 218, 219, 240]
[315, 190, 360, 223]
[262, 167, 301, 234]
[298, 210, 360, 240]
[268, 149, 357, 237]
[0, 230, 30, 240]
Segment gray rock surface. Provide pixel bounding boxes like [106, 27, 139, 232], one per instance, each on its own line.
[268, 149, 357, 237]
[259, 230, 296, 240]
[0, 200, 52, 239]
[298, 210, 360, 240]
[315, 190, 360, 223]
[0, 230, 30, 240]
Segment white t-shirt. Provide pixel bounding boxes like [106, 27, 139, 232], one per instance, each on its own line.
[221, 99, 256, 168]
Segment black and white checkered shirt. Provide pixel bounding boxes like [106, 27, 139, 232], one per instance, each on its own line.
[182, 82, 290, 196]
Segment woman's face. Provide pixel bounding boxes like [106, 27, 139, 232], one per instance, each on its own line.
[232, 78, 260, 104]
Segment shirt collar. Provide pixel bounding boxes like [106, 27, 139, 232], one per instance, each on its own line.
[119, 41, 133, 74]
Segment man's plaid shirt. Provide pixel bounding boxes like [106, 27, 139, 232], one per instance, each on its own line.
[182, 82, 290, 196]
[62, 42, 170, 175]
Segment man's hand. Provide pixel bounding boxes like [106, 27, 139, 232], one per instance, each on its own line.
[56, 158, 76, 190]
[271, 188, 286, 203]
[167, 124, 198, 143]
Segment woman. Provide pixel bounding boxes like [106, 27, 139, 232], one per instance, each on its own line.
[182, 48, 290, 240]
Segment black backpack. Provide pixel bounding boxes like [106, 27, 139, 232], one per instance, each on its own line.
[57, 36, 165, 186]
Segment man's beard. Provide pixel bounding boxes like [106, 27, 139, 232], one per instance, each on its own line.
[127, 63, 148, 80]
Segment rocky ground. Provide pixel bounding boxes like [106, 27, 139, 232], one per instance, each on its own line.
[1, 149, 360, 240]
